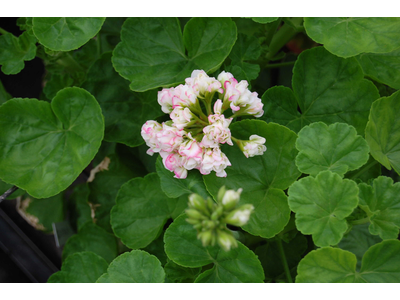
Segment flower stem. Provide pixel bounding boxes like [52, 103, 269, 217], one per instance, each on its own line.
[265, 61, 296, 69]
[276, 237, 293, 283]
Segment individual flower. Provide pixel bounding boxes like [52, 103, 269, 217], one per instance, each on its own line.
[160, 150, 187, 179]
[178, 137, 204, 170]
[198, 147, 231, 177]
[141, 120, 163, 155]
[241, 135, 267, 158]
[224, 204, 254, 227]
[157, 87, 175, 114]
[171, 84, 197, 109]
[156, 123, 184, 152]
[185, 70, 223, 97]
[170, 107, 194, 130]
[201, 115, 233, 148]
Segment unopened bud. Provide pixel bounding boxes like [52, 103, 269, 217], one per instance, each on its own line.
[188, 193, 207, 212]
[221, 188, 242, 210]
[217, 186, 227, 203]
[186, 208, 206, 220]
[211, 206, 224, 220]
[198, 231, 213, 247]
[216, 229, 238, 251]
[225, 204, 254, 227]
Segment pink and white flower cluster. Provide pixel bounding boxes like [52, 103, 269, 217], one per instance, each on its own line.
[141, 70, 266, 179]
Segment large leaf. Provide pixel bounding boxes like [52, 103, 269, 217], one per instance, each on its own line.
[156, 156, 209, 199]
[358, 176, 400, 240]
[111, 173, 180, 249]
[0, 32, 36, 74]
[32, 17, 105, 51]
[112, 17, 237, 92]
[82, 52, 163, 146]
[203, 120, 301, 238]
[48, 252, 108, 283]
[0, 87, 104, 198]
[296, 240, 400, 283]
[96, 250, 165, 283]
[261, 47, 379, 135]
[62, 222, 118, 264]
[338, 223, 382, 271]
[288, 170, 359, 247]
[295, 122, 369, 176]
[164, 214, 264, 283]
[357, 48, 400, 90]
[304, 17, 400, 58]
[365, 90, 400, 175]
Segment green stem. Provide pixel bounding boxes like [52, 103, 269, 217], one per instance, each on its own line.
[265, 61, 296, 69]
[349, 217, 370, 226]
[96, 32, 102, 58]
[276, 238, 293, 283]
[264, 18, 282, 47]
[265, 17, 303, 63]
[56, 53, 85, 73]
[348, 160, 379, 180]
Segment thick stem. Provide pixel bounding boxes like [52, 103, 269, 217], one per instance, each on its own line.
[276, 238, 293, 283]
[349, 217, 370, 226]
[265, 61, 296, 69]
[265, 17, 303, 63]
[56, 53, 85, 73]
[264, 18, 282, 47]
[0, 186, 18, 204]
[348, 160, 379, 180]
[0, 27, 10, 35]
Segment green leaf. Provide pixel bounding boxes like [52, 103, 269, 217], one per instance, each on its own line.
[48, 252, 108, 283]
[0, 80, 11, 105]
[358, 176, 400, 240]
[203, 120, 301, 238]
[112, 17, 237, 92]
[304, 17, 400, 58]
[365, 90, 400, 175]
[21, 193, 65, 232]
[88, 153, 145, 233]
[156, 156, 209, 199]
[0, 87, 104, 198]
[251, 17, 279, 24]
[143, 232, 168, 266]
[62, 222, 118, 264]
[255, 233, 308, 281]
[98, 17, 126, 53]
[68, 183, 92, 231]
[0, 32, 37, 74]
[82, 52, 163, 146]
[164, 214, 264, 283]
[295, 122, 370, 176]
[164, 260, 201, 283]
[228, 33, 261, 82]
[43, 73, 74, 100]
[111, 173, 179, 249]
[296, 240, 400, 282]
[261, 47, 379, 135]
[32, 17, 105, 51]
[338, 223, 382, 271]
[288, 170, 359, 247]
[357, 48, 400, 90]
[96, 250, 165, 283]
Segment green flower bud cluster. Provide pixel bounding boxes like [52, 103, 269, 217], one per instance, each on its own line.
[185, 186, 254, 251]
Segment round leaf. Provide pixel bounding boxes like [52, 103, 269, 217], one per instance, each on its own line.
[261, 47, 379, 135]
[0, 87, 104, 198]
[288, 170, 359, 247]
[304, 17, 400, 58]
[111, 173, 179, 249]
[96, 250, 165, 283]
[32, 17, 106, 51]
[203, 120, 301, 238]
[48, 252, 108, 283]
[112, 17, 237, 92]
[62, 222, 118, 264]
[357, 48, 400, 90]
[164, 214, 264, 283]
[358, 176, 400, 240]
[365, 90, 400, 175]
[296, 122, 369, 176]
[296, 240, 400, 282]
[82, 52, 163, 146]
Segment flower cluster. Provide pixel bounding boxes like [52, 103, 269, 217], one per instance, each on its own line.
[186, 186, 254, 251]
[141, 70, 267, 179]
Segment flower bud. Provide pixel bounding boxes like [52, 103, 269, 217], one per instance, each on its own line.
[216, 229, 238, 252]
[186, 208, 206, 220]
[224, 204, 254, 227]
[221, 188, 243, 211]
[188, 193, 207, 212]
[198, 230, 213, 247]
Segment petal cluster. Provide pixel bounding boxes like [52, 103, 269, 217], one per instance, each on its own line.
[141, 69, 267, 179]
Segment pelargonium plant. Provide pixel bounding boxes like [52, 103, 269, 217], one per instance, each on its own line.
[1, 17, 400, 284]
[141, 69, 266, 179]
